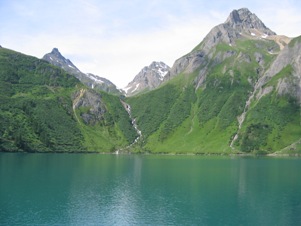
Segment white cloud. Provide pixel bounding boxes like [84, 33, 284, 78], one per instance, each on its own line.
[68, 15, 218, 88]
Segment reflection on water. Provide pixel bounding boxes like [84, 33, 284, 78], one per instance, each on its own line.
[1, 154, 301, 225]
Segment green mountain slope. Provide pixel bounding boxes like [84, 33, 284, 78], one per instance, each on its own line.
[0, 48, 137, 152]
[127, 9, 301, 154]
[1, 8, 300, 154]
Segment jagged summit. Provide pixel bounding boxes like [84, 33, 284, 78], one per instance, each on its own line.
[225, 8, 276, 36]
[43, 48, 121, 94]
[166, 8, 280, 79]
[50, 48, 64, 58]
[123, 61, 170, 96]
[43, 48, 78, 71]
[201, 7, 277, 50]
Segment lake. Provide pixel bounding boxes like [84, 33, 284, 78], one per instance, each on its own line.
[1, 153, 301, 225]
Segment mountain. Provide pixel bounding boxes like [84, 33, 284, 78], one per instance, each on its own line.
[43, 48, 121, 95]
[1, 8, 300, 154]
[0, 47, 137, 152]
[123, 61, 170, 96]
[165, 8, 279, 82]
[127, 8, 301, 154]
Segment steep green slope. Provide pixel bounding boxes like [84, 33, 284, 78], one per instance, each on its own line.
[0, 48, 136, 152]
[127, 37, 301, 154]
[234, 66, 301, 153]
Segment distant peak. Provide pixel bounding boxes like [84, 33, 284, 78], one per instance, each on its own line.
[149, 61, 169, 69]
[51, 47, 62, 56]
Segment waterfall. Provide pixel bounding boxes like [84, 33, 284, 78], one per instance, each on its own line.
[122, 101, 142, 144]
[115, 100, 142, 154]
[229, 75, 268, 149]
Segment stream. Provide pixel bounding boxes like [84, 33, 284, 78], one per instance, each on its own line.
[116, 100, 142, 153]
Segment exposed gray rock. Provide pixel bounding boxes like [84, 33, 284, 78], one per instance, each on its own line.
[254, 52, 264, 67]
[124, 61, 170, 96]
[72, 89, 106, 125]
[237, 52, 252, 63]
[199, 9, 276, 53]
[194, 67, 208, 89]
[257, 37, 301, 102]
[165, 51, 207, 81]
[225, 8, 276, 35]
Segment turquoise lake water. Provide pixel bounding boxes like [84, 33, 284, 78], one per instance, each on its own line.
[1, 153, 301, 225]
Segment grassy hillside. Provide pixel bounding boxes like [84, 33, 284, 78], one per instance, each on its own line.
[0, 48, 136, 152]
[1, 36, 300, 154]
[127, 38, 300, 154]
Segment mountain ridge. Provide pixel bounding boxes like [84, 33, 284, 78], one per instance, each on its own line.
[43, 48, 121, 95]
[1, 7, 301, 154]
[127, 7, 301, 154]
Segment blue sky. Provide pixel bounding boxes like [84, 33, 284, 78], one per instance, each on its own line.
[1, 0, 301, 87]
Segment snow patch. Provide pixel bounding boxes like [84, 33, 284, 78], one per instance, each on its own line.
[50, 57, 53, 61]
[123, 83, 140, 94]
[251, 32, 256, 36]
[261, 34, 268, 38]
[68, 65, 74, 69]
[229, 43, 232, 47]
[132, 83, 140, 93]
[86, 73, 104, 84]
[123, 85, 132, 93]
[158, 68, 168, 77]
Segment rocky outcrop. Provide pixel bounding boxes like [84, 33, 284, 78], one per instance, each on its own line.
[43, 48, 121, 95]
[72, 89, 106, 125]
[164, 51, 207, 82]
[124, 61, 170, 96]
[260, 37, 301, 102]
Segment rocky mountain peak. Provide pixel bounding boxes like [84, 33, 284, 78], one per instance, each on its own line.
[225, 8, 276, 36]
[43, 47, 77, 71]
[123, 61, 170, 96]
[197, 8, 276, 53]
[43, 48, 121, 94]
[166, 8, 279, 80]
[50, 48, 64, 59]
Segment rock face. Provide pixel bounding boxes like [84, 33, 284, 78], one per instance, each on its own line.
[260, 37, 301, 103]
[43, 48, 121, 94]
[201, 8, 276, 53]
[123, 61, 170, 96]
[165, 8, 277, 81]
[72, 89, 106, 125]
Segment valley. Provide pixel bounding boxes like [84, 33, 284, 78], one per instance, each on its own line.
[1, 8, 300, 154]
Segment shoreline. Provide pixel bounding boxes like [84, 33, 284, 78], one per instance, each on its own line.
[1, 150, 300, 157]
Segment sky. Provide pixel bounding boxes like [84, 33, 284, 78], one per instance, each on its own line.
[1, 0, 301, 88]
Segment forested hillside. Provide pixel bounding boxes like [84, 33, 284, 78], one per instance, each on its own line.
[0, 48, 137, 152]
